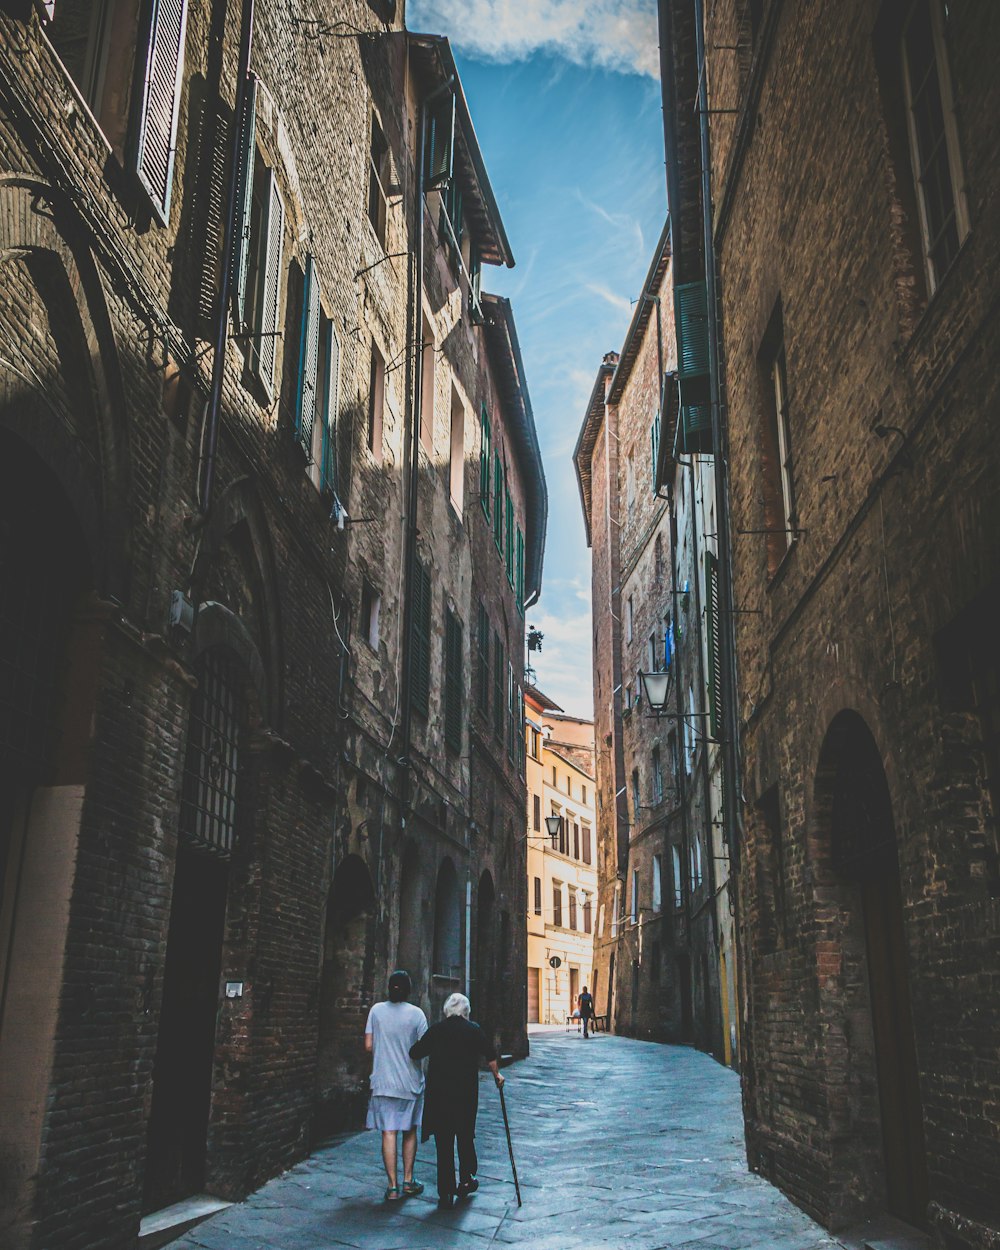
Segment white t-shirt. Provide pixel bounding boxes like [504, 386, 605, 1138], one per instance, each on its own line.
[365, 1001, 428, 1098]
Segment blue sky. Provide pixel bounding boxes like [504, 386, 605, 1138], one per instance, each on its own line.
[409, 1, 667, 718]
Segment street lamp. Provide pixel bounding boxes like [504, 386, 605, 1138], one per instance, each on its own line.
[544, 814, 561, 848]
[639, 670, 670, 712]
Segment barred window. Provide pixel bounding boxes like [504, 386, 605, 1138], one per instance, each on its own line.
[180, 649, 244, 856]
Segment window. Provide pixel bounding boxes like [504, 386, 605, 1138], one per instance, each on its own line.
[652, 746, 663, 804]
[668, 730, 680, 788]
[573, 822, 580, 860]
[367, 341, 385, 463]
[552, 882, 563, 928]
[246, 165, 284, 399]
[477, 602, 490, 715]
[631, 767, 640, 818]
[598, 902, 606, 937]
[582, 784, 587, 805]
[582, 825, 592, 865]
[444, 607, 463, 753]
[705, 552, 723, 739]
[652, 854, 662, 913]
[295, 256, 341, 496]
[552, 765, 557, 786]
[626, 450, 636, 509]
[295, 255, 321, 460]
[518, 687, 525, 777]
[899, 0, 968, 292]
[672, 844, 683, 908]
[479, 405, 491, 517]
[410, 559, 431, 718]
[630, 870, 638, 925]
[180, 649, 243, 856]
[232, 74, 259, 329]
[360, 580, 380, 650]
[626, 596, 634, 643]
[555, 810, 566, 856]
[493, 452, 503, 551]
[648, 632, 658, 674]
[506, 662, 515, 762]
[533, 876, 542, 916]
[583, 895, 593, 934]
[654, 533, 664, 583]
[493, 632, 504, 741]
[690, 832, 704, 890]
[533, 793, 541, 832]
[568, 890, 578, 931]
[611, 883, 621, 937]
[516, 527, 525, 616]
[420, 316, 435, 451]
[505, 486, 514, 587]
[449, 388, 465, 515]
[650, 418, 660, 488]
[315, 313, 341, 498]
[758, 302, 795, 574]
[368, 116, 388, 247]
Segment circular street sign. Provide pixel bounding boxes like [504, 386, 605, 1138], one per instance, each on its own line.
[548, 955, 562, 969]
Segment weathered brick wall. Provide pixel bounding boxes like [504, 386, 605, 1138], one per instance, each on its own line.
[706, 0, 1000, 1239]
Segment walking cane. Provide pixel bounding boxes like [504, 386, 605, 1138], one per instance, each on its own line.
[497, 1081, 522, 1207]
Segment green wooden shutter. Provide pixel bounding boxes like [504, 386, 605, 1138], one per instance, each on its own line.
[477, 602, 489, 714]
[444, 608, 463, 753]
[506, 661, 515, 761]
[505, 486, 514, 587]
[516, 527, 525, 616]
[425, 90, 455, 191]
[296, 255, 321, 457]
[705, 551, 722, 739]
[493, 453, 503, 551]
[675, 281, 710, 380]
[493, 631, 503, 740]
[321, 319, 341, 495]
[232, 73, 258, 328]
[252, 169, 284, 398]
[133, 0, 190, 223]
[480, 405, 491, 519]
[410, 560, 431, 718]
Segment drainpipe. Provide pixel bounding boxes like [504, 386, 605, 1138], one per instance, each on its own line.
[200, 0, 255, 514]
[399, 72, 454, 810]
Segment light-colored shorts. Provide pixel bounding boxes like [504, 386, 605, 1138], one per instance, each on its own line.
[366, 1094, 424, 1132]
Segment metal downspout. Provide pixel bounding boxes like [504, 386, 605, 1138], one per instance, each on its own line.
[200, 0, 255, 514]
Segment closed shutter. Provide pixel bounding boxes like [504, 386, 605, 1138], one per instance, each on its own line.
[477, 602, 490, 714]
[533, 794, 541, 832]
[516, 527, 524, 615]
[253, 169, 284, 397]
[493, 631, 503, 741]
[583, 825, 592, 865]
[296, 255, 321, 457]
[493, 453, 503, 550]
[133, 0, 190, 223]
[517, 684, 524, 775]
[444, 608, 463, 753]
[706, 551, 722, 739]
[232, 73, 258, 328]
[505, 487, 514, 586]
[410, 560, 432, 718]
[480, 405, 491, 518]
[321, 319, 341, 495]
[507, 661, 515, 761]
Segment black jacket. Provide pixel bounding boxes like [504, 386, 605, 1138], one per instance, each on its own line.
[409, 1016, 495, 1140]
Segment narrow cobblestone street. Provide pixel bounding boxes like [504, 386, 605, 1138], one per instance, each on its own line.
[172, 1030, 845, 1250]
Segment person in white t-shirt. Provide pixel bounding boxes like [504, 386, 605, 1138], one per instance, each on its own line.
[364, 969, 428, 1202]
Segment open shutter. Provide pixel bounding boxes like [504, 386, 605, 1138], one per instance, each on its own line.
[296, 255, 321, 457]
[705, 552, 722, 739]
[410, 561, 431, 718]
[232, 73, 258, 328]
[444, 609, 463, 753]
[321, 319, 341, 495]
[253, 169, 284, 398]
[480, 405, 491, 519]
[133, 0, 190, 223]
[493, 453, 503, 550]
[425, 90, 455, 190]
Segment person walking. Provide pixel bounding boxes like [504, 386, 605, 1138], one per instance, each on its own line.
[364, 970, 427, 1202]
[409, 992, 504, 1209]
[578, 985, 594, 1038]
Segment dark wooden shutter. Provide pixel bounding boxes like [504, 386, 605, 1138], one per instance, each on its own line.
[516, 527, 524, 615]
[296, 255, 321, 456]
[493, 631, 503, 741]
[252, 169, 284, 397]
[425, 90, 455, 190]
[493, 453, 503, 550]
[444, 608, 463, 753]
[321, 319, 341, 495]
[477, 602, 490, 714]
[706, 551, 722, 738]
[133, 0, 190, 223]
[232, 73, 258, 328]
[583, 826, 592, 864]
[480, 405, 491, 518]
[505, 486, 514, 586]
[533, 794, 541, 832]
[410, 560, 432, 718]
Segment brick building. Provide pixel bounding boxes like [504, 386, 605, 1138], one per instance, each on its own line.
[0, 4, 543, 1247]
[659, 0, 1000, 1244]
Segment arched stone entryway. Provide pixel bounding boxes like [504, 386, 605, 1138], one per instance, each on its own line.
[315, 854, 376, 1137]
[812, 710, 927, 1228]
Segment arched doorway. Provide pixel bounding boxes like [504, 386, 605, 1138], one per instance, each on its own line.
[815, 710, 927, 1227]
[396, 841, 422, 989]
[475, 870, 496, 1031]
[144, 648, 248, 1213]
[315, 854, 376, 1137]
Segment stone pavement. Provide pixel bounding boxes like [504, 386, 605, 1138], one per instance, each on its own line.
[173, 1029, 846, 1250]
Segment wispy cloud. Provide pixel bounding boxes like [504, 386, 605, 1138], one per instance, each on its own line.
[408, 1, 660, 79]
[585, 282, 632, 316]
[527, 578, 594, 718]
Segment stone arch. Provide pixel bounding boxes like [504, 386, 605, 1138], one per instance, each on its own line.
[193, 477, 284, 726]
[0, 177, 131, 601]
[810, 710, 927, 1229]
[315, 854, 377, 1136]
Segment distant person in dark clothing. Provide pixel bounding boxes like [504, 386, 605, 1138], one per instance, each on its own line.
[578, 986, 594, 1038]
[409, 992, 504, 1209]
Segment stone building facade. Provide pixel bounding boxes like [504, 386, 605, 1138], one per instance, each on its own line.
[0, 4, 543, 1247]
[524, 689, 596, 1025]
[574, 226, 734, 1059]
[660, 0, 1000, 1243]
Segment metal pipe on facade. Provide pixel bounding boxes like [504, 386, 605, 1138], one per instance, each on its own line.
[200, 0, 255, 514]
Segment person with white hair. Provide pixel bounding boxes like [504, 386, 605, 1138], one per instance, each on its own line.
[409, 992, 504, 1209]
